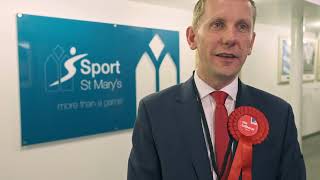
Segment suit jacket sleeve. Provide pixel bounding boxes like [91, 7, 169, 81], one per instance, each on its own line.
[127, 99, 162, 180]
[278, 105, 306, 180]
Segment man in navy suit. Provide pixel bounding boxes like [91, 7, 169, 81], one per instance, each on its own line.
[127, 0, 306, 179]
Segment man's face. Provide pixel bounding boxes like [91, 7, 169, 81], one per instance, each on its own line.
[187, 0, 256, 85]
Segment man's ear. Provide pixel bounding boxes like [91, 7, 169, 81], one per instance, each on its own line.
[186, 26, 197, 50]
[248, 32, 256, 55]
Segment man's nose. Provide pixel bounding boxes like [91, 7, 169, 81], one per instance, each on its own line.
[221, 28, 237, 47]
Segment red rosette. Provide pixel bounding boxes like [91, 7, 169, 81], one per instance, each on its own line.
[228, 106, 269, 143]
[227, 106, 269, 180]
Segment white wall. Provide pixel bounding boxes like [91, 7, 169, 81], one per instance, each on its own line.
[242, 24, 292, 100]
[302, 83, 320, 135]
[0, 1, 194, 180]
[242, 23, 320, 136]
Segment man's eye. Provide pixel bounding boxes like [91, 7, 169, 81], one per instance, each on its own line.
[239, 23, 249, 32]
[212, 21, 224, 29]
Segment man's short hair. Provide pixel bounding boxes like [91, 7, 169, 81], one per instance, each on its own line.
[192, 0, 257, 29]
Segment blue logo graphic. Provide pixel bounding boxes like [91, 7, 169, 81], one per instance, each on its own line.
[44, 45, 88, 92]
[49, 47, 87, 87]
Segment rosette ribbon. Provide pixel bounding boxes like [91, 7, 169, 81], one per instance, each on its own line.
[227, 106, 269, 180]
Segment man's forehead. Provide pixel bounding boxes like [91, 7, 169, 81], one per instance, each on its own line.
[207, 0, 252, 4]
[205, 0, 252, 9]
[203, 0, 254, 21]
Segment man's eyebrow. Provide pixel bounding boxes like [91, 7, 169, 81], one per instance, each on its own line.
[237, 19, 252, 25]
[207, 17, 225, 24]
[213, 17, 225, 21]
[235, 19, 252, 28]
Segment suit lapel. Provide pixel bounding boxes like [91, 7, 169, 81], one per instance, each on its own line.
[235, 79, 254, 108]
[174, 77, 213, 180]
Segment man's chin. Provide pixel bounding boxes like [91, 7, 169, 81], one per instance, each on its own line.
[214, 71, 239, 81]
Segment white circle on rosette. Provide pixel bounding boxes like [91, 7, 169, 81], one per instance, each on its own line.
[237, 115, 259, 137]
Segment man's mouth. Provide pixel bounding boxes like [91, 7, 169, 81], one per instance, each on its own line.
[215, 53, 239, 59]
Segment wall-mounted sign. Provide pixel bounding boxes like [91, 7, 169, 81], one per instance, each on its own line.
[17, 14, 180, 145]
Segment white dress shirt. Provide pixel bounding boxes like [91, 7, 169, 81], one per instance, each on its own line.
[194, 72, 238, 180]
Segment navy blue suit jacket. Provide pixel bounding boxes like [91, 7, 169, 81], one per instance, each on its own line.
[128, 77, 306, 180]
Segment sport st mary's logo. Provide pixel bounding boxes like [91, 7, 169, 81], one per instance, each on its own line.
[44, 45, 121, 92]
[44, 34, 178, 99]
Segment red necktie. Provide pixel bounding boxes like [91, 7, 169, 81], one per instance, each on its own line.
[211, 91, 229, 179]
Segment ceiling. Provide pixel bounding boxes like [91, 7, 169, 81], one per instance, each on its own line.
[129, 0, 197, 10]
[129, 0, 320, 33]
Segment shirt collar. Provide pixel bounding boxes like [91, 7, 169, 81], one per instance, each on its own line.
[194, 71, 238, 101]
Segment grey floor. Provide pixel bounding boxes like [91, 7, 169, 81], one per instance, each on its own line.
[303, 133, 320, 180]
